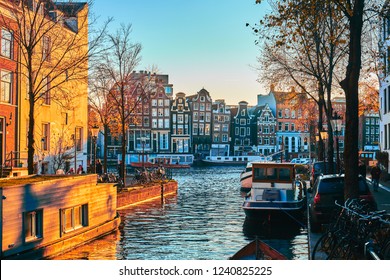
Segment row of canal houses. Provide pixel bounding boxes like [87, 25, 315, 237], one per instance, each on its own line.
[103, 75, 341, 164]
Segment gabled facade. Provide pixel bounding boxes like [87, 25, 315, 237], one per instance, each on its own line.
[253, 103, 277, 156]
[210, 99, 231, 156]
[187, 88, 212, 159]
[150, 85, 172, 153]
[170, 92, 191, 153]
[231, 101, 254, 156]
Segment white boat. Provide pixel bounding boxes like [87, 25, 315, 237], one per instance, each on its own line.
[202, 155, 271, 166]
[242, 162, 306, 224]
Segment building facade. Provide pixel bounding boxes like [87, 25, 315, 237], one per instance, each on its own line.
[380, 0, 390, 171]
[171, 92, 192, 154]
[210, 99, 231, 156]
[187, 88, 213, 159]
[0, 1, 18, 170]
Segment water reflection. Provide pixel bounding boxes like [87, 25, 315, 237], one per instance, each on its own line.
[52, 166, 309, 260]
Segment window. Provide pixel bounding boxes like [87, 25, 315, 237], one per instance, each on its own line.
[42, 36, 51, 61]
[284, 123, 289, 131]
[24, 209, 43, 242]
[158, 99, 163, 106]
[205, 124, 210, 135]
[42, 123, 50, 151]
[222, 124, 229, 132]
[193, 103, 199, 110]
[240, 119, 246, 125]
[222, 134, 228, 142]
[200, 103, 205, 111]
[1, 71, 12, 103]
[152, 99, 157, 106]
[1, 29, 12, 58]
[75, 127, 82, 152]
[199, 124, 204, 135]
[278, 110, 283, 118]
[241, 109, 246, 116]
[164, 99, 170, 106]
[193, 124, 198, 135]
[41, 76, 50, 105]
[200, 96, 205, 102]
[61, 204, 88, 234]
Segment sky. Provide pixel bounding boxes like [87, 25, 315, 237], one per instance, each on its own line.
[91, 0, 271, 105]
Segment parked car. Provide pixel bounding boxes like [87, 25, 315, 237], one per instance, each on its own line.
[309, 161, 337, 187]
[308, 174, 377, 232]
[291, 158, 311, 164]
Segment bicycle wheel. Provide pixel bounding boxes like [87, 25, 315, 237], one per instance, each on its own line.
[312, 231, 339, 260]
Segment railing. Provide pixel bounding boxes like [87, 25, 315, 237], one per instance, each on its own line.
[1, 151, 28, 177]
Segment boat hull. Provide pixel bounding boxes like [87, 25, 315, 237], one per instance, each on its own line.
[229, 239, 287, 260]
[242, 200, 306, 222]
[239, 171, 252, 192]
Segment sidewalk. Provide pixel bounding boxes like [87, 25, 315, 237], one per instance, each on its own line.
[368, 178, 390, 212]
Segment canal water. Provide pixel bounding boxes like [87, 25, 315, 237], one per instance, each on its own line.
[52, 166, 309, 260]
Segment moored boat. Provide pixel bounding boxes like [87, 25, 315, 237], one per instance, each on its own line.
[229, 238, 287, 260]
[239, 162, 253, 192]
[242, 162, 306, 223]
[202, 155, 271, 166]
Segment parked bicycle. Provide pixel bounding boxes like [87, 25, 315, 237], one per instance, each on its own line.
[312, 198, 390, 260]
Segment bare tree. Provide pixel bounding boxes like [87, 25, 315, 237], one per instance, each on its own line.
[252, 0, 349, 171]
[95, 24, 143, 186]
[1, 0, 109, 174]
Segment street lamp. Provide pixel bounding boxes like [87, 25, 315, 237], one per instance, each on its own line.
[331, 112, 343, 173]
[91, 125, 99, 173]
[320, 130, 328, 173]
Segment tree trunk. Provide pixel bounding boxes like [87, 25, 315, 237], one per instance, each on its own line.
[27, 94, 35, 175]
[340, 0, 364, 200]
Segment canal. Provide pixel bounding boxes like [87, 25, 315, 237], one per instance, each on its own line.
[52, 166, 309, 260]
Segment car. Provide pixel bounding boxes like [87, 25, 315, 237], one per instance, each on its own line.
[309, 161, 337, 187]
[308, 174, 377, 232]
[290, 158, 311, 164]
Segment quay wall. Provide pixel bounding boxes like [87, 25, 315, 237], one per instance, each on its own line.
[117, 181, 178, 208]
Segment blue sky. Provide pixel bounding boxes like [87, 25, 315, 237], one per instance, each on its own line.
[92, 0, 271, 105]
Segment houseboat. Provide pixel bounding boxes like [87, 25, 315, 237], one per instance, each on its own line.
[202, 155, 271, 166]
[0, 174, 120, 259]
[242, 162, 306, 224]
[128, 154, 193, 168]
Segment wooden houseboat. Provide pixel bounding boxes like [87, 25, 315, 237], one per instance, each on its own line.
[0, 174, 120, 259]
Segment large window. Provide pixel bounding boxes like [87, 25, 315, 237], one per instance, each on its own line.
[1, 70, 12, 103]
[24, 209, 43, 242]
[42, 123, 50, 151]
[41, 76, 50, 105]
[42, 36, 51, 61]
[75, 127, 82, 152]
[61, 204, 88, 234]
[1, 29, 13, 58]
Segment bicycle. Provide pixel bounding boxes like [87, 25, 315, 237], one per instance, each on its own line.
[312, 199, 390, 260]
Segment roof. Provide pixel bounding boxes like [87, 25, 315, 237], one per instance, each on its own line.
[54, 2, 87, 17]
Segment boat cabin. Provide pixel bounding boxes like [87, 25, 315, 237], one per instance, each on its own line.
[252, 162, 295, 189]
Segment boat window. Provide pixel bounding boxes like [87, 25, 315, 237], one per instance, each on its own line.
[279, 168, 291, 180]
[267, 168, 277, 180]
[254, 168, 266, 180]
